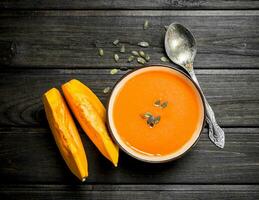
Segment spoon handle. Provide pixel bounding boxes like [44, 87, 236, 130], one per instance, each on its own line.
[189, 69, 225, 148]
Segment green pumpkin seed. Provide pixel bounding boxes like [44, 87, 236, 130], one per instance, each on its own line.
[138, 41, 149, 47]
[103, 87, 110, 94]
[114, 54, 119, 62]
[98, 48, 104, 56]
[139, 50, 145, 57]
[137, 57, 146, 65]
[144, 20, 149, 30]
[128, 55, 135, 63]
[142, 111, 161, 128]
[147, 115, 161, 128]
[147, 116, 155, 128]
[113, 39, 119, 46]
[110, 69, 118, 75]
[160, 56, 169, 62]
[161, 101, 168, 108]
[120, 44, 125, 53]
[144, 54, 150, 62]
[154, 100, 161, 107]
[131, 51, 139, 56]
[143, 112, 152, 119]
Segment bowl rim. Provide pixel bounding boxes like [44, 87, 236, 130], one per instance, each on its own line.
[106, 64, 206, 163]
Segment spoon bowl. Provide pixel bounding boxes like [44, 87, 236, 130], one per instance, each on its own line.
[165, 23, 197, 68]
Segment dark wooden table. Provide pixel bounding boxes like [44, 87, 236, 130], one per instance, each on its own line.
[0, 1, 259, 199]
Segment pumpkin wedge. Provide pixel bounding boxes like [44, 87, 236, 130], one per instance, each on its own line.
[62, 79, 119, 167]
[64, 79, 106, 121]
[42, 88, 88, 181]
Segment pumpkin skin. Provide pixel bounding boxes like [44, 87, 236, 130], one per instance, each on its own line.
[62, 79, 119, 167]
[42, 88, 88, 181]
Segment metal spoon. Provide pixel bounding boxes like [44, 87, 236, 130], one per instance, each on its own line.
[165, 23, 225, 148]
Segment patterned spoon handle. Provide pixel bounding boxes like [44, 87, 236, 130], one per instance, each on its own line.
[188, 67, 225, 148]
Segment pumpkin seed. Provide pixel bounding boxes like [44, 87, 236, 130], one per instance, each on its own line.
[144, 20, 149, 30]
[147, 115, 155, 128]
[98, 48, 104, 56]
[139, 50, 145, 58]
[114, 54, 119, 62]
[110, 68, 118, 75]
[113, 39, 119, 46]
[161, 101, 168, 109]
[144, 54, 150, 62]
[131, 51, 139, 56]
[143, 112, 152, 119]
[128, 55, 135, 63]
[154, 116, 161, 124]
[120, 44, 125, 53]
[154, 100, 161, 107]
[138, 41, 149, 47]
[147, 115, 161, 128]
[160, 56, 169, 62]
[103, 87, 110, 94]
[137, 57, 146, 65]
[142, 111, 161, 128]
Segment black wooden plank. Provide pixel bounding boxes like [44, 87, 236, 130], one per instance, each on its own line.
[0, 126, 258, 184]
[0, 68, 258, 127]
[0, 11, 258, 69]
[1, 185, 259, 200]
[1, 0, 259, 10]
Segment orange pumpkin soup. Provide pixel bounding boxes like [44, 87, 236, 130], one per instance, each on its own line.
[108, 66, 204, 162]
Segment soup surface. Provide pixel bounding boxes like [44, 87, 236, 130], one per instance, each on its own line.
[110, 66, 204, 159]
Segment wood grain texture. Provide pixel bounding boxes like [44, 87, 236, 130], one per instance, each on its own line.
[0, 11, 258, 69]
[0, 2, 258, 199]
[0, 68, 258, 127]
[0, 127, 259, 184]
[1, 0, 259, 10]
[1, 185, 259, 200]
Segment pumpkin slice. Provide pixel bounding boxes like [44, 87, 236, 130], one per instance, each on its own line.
[65, 79, 106, 121]
[42, 88, 88, 181]
[62, 79, 119, 167]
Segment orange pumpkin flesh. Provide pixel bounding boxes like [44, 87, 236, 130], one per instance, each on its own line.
[62, 79, 119, 167]
[42, 88, 88, 181]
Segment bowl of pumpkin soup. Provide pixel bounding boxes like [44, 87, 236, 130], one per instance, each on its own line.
[107, 65, 205, 163]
